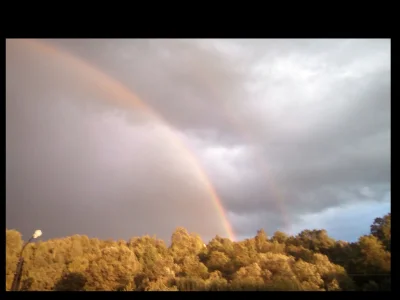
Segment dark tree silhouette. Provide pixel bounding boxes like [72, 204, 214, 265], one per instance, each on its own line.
[53, 272, 87, 291]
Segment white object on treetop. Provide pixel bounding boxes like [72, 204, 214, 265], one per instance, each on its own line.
[33, 230, 42, 239]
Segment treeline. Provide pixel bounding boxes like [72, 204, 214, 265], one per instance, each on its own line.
[6, 213, 390, 291]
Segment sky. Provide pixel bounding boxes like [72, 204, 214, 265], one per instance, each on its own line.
[6, 38, 390, 243]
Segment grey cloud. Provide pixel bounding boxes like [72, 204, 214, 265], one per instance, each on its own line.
[227, 210, 289, 237]
[46, 39, 248, 140]
[6, 38, 390, 242]
[6, 39, 226, 242]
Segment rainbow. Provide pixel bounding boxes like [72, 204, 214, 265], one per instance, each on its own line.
[8, 38, 236, 241]
[183, 52, 291, 232]
[210, 102, 291, 232]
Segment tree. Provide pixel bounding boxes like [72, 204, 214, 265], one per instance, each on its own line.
[292, 259, 324, 291]
[6, 229, 23, 291]
[170, 227, 204, 263]
[255, 229, 268, 252]
[272, 231, 288, 244]
[53, 272, 87, 291]
[312, 253, 354, 291]
[84, 244, 140, 291]
[180, 255, 208, 279]
[358, 235, 390, 274]
[370, 213, 391, 251]
[145, 278, 178, 291]
[296, 229, 335, 253]
[206, 251, 230, 272]
[205, 271, 228, 291]
[5, 218, 391, 291]
[231, 263, 265, 291]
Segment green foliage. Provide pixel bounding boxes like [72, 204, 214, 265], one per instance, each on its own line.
[271, 231, 288, 244]
[6, 229, 23, 291]
[206, 251, 230, 272]
[205, 271, 228, 291]
[5, 212, 390, 291]
[370, 213, 391, 252]
[357, 235, 391, 274]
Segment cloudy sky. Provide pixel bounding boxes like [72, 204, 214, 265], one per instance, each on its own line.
[6, 39, 390, 243]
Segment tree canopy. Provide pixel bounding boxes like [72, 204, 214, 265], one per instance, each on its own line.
[6, 213, 391, 291]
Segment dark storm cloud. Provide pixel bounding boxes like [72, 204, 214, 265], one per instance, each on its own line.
[6, 38, 390, 242]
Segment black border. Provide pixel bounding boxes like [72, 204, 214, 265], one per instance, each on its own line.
[3, 19, 393, 299]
